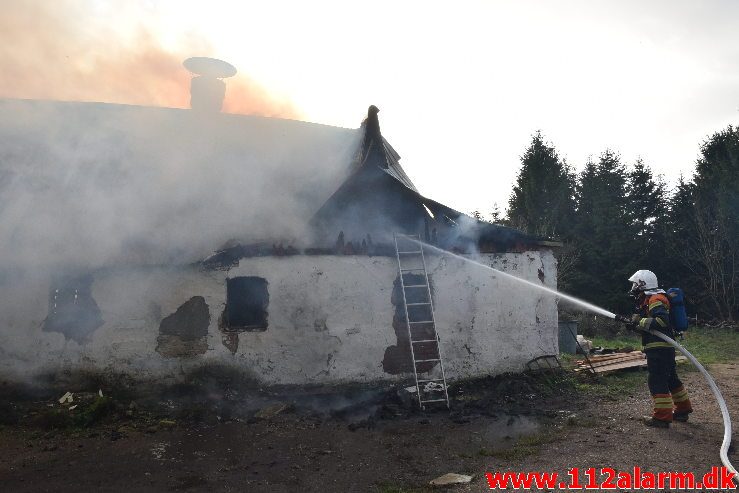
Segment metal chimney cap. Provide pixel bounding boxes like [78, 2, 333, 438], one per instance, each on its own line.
[183, 57, 237, 78]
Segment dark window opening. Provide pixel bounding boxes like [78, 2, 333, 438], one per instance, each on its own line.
[225, 276, 268, 331]
[43, 275, 103, 342]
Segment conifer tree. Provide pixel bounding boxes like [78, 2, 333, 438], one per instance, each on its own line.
[690, 126, 739, 320]
[508, 132, 576, 238]
[571, 150, 634, 311]
[626, 158, 668, 276]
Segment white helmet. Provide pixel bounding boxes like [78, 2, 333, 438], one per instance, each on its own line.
[628, 270, 659, 293]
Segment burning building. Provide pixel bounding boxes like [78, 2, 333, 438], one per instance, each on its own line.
[0, 71, 560, 388]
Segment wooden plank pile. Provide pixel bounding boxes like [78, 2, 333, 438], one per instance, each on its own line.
[575, 351, 687, 374]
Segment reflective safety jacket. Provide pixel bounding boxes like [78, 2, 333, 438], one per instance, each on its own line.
[636, 293, 674, 351]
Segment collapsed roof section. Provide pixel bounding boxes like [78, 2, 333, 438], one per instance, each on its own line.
[311, 105, 554, 253]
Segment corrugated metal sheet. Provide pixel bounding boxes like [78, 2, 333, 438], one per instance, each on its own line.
[380, 138, 418, 193]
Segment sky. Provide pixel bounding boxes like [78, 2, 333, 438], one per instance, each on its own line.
[2, 0, 738, 217]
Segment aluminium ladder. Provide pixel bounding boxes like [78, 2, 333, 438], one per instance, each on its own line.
[393, 233, 450, 410]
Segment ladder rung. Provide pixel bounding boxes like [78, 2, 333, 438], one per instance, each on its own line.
[409, 320, 434, 324]
[403, 284, 427, 288]
[420, 398, 448, 403]
[416, 378, 445, 383]
[406, 302, 431, 306]
[400, 268, 425, 273]
[398, 251, 423, 254]
[415, 358, 441, 363]
[411, 339, 437, 344]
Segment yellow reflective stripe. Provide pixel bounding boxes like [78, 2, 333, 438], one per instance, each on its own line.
[648, 301, 665, 310]
[643, 342, 672, 350]
[639, 318, 652, 328]
[653, 398, 673, 404]
[655, 318, 668, 327]
[672, 390, 689, 402]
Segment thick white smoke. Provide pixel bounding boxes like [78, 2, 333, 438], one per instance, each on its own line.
[0, 99, 361, 272]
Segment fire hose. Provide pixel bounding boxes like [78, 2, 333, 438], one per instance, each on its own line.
[614, 316, 737, 483]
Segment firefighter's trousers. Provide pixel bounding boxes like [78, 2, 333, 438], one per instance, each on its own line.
[646, 347, 692, 422]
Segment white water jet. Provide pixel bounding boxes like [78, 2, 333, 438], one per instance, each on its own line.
[411, 237, 735, 480]
[415, 239, 617, 319]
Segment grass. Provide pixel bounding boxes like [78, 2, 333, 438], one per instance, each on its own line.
[574, 370, 644, 400]
[590, 333, 640, 351]
[588, 327, 739, 366]
[679, 328, 739, 365]
[29, 395, 115, 431]
[573, 327, 738, 399]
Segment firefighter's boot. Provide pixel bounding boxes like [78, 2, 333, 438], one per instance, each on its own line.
[671, 385, 693, 422]
[649, 393, 673, 427]
[642, 416, 670, 428]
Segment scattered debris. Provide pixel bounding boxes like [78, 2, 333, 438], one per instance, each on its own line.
[396, 386, 416, 408]
[575, 351, 687, 374]
[151, 442, 168, 460]
[591, 346, 636, 355]
[58, 392, 73, 404]
[254, 403, 292, 420]
[576, 335, 593, 353]
[525, 355, 561, 373]
[703, 320, 738, 329]
[423, 381, 446, 393]
[429, 473, 473, 486]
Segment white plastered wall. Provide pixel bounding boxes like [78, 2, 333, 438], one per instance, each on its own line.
[0, 250, 558, 386]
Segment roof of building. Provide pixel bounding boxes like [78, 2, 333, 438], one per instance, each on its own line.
[312, 105, 553, 252]
[0, 99, 554, 271]
[0, 99, 359, 268]
[348, 106, 418, 193]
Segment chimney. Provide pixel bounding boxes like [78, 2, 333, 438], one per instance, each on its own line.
[183, 57, 237, 113]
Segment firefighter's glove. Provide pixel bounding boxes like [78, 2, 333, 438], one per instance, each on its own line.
[626, 314, 643, 332]
[615, 314, 636, 330]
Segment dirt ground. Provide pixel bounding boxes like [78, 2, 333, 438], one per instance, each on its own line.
[0, 362, 737, 492]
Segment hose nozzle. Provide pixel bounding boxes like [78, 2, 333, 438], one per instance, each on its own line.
[615, 314, 639, 331]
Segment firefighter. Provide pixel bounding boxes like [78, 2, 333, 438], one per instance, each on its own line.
[627, 270, 693, 428]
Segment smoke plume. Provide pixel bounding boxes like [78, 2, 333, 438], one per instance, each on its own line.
[0, 100, 360, 272]
[0, 1, 361, 274]
[0, 0, 299, 118]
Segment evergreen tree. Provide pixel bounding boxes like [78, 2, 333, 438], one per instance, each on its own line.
[508, 132, 576, 238]
[626, 159, 668, 276]
[690, 126, 739, 320]
[571, 150, 635, 312]
[663, 177, 700, 303]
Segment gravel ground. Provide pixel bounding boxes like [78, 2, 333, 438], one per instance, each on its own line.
[0, 363, 737, 492]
